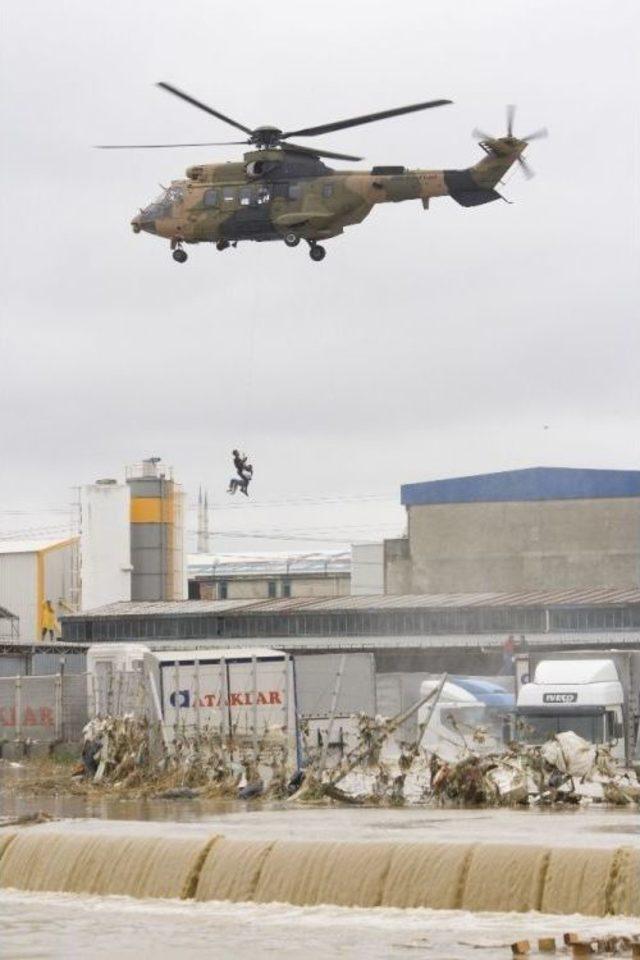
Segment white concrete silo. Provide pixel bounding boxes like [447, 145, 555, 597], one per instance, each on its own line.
[79, 480, 132, 611]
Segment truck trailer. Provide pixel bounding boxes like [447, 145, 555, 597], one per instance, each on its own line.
[85, 644, 375, 758]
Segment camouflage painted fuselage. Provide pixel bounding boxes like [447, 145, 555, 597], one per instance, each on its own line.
[131, 140, 527, 248]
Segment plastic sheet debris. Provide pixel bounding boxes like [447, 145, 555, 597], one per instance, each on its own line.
[428, 732, 640, 807]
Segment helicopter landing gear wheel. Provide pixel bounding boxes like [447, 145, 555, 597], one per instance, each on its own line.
[309, 244, 326, 262]
[172, 248, 188, 263]
[216, 240, 229, 251]
[284, 232, 300, 248]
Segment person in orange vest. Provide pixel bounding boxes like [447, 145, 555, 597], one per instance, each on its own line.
[41, 600, 58, 642]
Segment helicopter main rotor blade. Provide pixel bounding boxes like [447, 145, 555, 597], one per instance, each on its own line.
[472, 127, 495, 141]
[282, 98, 452, 139]
[284, 142, 363, 162]
[521, 127, 548, 142]
[96, 141, 249, 149]
[157, 82, 253, 136]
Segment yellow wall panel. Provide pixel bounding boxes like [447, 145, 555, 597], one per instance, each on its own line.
[130, 497, 174, 524]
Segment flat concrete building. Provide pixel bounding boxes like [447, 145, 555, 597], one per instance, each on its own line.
[189, 550, 350, 601]
[387, 467, 640, 595]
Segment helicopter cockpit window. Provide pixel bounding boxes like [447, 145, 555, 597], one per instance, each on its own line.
[164, 185, 184, 204]
[146, 185, 185, 217]
[222, 187, 236, 203]
[322, 184, 334, 198]
[288, 183, 302, 201]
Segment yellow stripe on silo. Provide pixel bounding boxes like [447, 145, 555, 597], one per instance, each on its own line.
[130, 497, 174, 523]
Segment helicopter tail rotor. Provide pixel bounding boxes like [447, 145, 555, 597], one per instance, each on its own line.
[473, 105, 547, 178]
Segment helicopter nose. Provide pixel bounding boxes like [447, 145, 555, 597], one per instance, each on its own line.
[131, 212, 157, 235]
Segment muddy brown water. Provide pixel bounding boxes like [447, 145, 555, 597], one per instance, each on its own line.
[1, 767, 639, 959]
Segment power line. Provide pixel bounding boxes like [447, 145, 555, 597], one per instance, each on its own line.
[195, 490, 398, 511]
[186, 528, 354, 544]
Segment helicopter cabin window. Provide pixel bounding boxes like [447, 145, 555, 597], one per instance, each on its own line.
[288, 183, 302, 201]
[222, 186, 236, 203]
[239, 187, 253, 206]
[322, 184, 334, 199]
[203, 189, 219, 208]
[256, 185, 270, 205]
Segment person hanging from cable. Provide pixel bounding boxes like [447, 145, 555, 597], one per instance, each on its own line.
[228, 449, 253, 496]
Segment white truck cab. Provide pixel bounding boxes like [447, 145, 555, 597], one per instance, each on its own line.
[517, 658, 625, 761]
[418, 676, 514, 761]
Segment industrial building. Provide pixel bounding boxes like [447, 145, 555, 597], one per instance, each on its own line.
[79, 457, 186, 607]
[386, 467, 640, 595]
[0, 538, 79, 642]
[0, 458, 186, 645]
[126, 459, 186, 601]
[188, 550, 351, 601]
[60, 586, 640, 674]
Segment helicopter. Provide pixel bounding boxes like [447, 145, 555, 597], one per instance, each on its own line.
[99, 84, 547, 264]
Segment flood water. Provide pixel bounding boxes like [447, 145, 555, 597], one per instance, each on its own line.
[1, 769, 639, 959]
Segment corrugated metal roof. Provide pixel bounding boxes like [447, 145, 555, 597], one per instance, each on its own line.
[188, 550, 350, 578]
[4, 633, 640, 658]
[402, 467, 640, 507]
[120, 632, 640, 652]
[64, 586, 640, 620]
[77, 598, 260, 617]
[0, 537, 78, 555]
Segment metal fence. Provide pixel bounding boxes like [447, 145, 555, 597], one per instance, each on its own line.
[0, 672, 89, 743]
[89, 668, 150, 720]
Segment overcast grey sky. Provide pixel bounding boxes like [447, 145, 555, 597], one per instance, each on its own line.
[1, 0, 638, 550]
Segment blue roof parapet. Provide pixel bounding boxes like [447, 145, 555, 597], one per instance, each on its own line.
[401, 467, 640, 506]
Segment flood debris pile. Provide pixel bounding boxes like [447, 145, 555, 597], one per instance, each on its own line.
[511, 931, 640, 957]
[28, 699, 640, 809]
[428, 731, 640, 807]
[292, 714, 640, 808]
[79, 715, 292, 798]
[292, 712, 429, 806]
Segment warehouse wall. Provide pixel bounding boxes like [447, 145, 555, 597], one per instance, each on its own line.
[393, 496, 640, 594]
[0, 553, 36, 641]
[43, 542, 78, 619]
[351, 543, 384, 596]
[383, 538, 412, 595]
